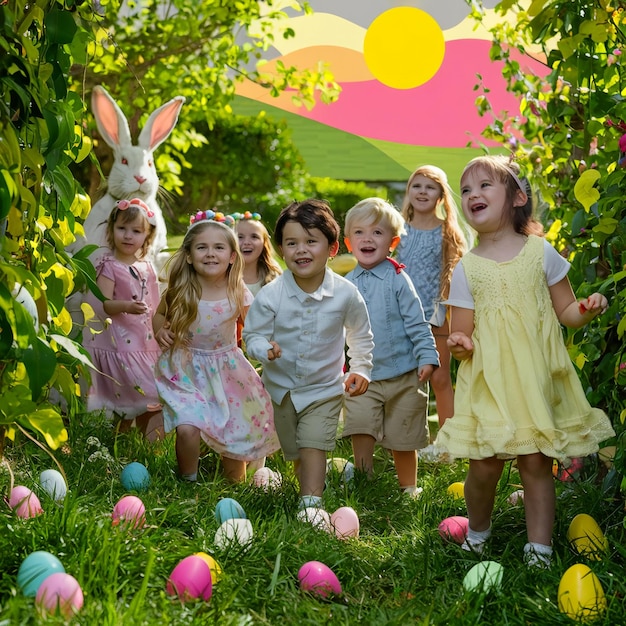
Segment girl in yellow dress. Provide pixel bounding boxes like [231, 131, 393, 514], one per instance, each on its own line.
[435, 155, 614, 568]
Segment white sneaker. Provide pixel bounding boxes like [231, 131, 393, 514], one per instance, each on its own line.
[402, 486, 423, 499]
[461, 537, 486, 554]
[523, 543, 552, 568]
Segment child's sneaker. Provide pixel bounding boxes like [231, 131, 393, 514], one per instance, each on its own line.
[523, 542, 552, 569]
[461, 526, 492, 554]
[402, 486, 423, 499]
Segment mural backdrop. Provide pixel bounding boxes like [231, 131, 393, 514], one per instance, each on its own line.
[234, 0, 549, 185]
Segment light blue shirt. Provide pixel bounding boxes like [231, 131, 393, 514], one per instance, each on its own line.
[243, 269, 374, 412]
[345, 259, 439, 382]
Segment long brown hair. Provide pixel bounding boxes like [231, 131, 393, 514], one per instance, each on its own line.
[401, 165, 470, 300]
[161, 220, 246, 353]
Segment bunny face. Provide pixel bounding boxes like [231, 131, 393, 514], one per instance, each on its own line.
[107, 145, 159, 202]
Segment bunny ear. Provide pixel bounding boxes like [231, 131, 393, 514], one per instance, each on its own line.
[138, 96, 186, 151]
[91, 85, 132, 148]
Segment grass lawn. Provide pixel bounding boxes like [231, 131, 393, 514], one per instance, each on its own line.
[1, 412, 623, 625]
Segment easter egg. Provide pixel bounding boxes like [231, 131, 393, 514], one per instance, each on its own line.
[112, 495, 146, 529]
[214, 498, 246, 524]
[214, 518, 254, 549]
[438, 516, 468, 544]
[120, 462, 151, 492]
[507, 489, 524, 505]
[330, 506, 360, 539]
[558, 564, 606, 621]
[462, 561, 503, 593]
[39, 469, 67, 502]
[566, 514, 608, 559]
[9, 486, 43, 519]
[598, 446, 615, 470]
[298, 561, 342, 598]
[193, 552, 223, 584]
[447, 482, 465, 499]
[35, 572, 83, 617]
[326, 457, 355, 483]
[166, 555, 212, 602]
[17, 551, 65, 597]
[252, 468, 282, 491]
[296, 507, 332, 533]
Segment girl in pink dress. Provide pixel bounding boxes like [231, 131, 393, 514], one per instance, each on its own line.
[153, 211, 279, 483]
[84, 198, 164, 441]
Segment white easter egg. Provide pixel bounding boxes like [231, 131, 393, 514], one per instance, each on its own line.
[39, 470, 67, 502]
[214, 518, 254, 549]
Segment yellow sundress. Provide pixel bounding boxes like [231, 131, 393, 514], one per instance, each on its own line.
[436, 235, 614, 461]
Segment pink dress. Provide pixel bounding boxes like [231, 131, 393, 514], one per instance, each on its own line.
[84, 253, 161, 419]
[155, 292, 280, 461]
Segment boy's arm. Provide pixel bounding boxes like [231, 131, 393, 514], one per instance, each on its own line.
[343, 289, 374, 381]
[397, 273, 440, 368]
[242, 292, 276, 363]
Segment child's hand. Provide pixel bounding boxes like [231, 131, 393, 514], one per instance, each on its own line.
[344, 373, 369, 397]
[578, 293, 608, 317]
[156, 322, 174, 350]
[267, 341, 282, 361]
[447, 331, 474, 360]
[128, 299, 148, 315]
[418, 363, 435, 383]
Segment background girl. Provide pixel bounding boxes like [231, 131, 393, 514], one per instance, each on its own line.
[435, 155, 614, 567]
[397, 165, 470, 427]
[153, 212, 280, 483]
[234, 211, 282, 296]
[84, 198, 164, 441]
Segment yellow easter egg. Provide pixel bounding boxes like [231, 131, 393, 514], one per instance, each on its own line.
[331, 254, 358, 276]
[597, 446, 615, 470]
[193, 552, 223, 584]
[558, 564, 606, 622]
[566, 514, 608, 560]
[447, 482, 465, 499]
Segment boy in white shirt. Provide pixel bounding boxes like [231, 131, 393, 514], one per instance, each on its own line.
[244, 199, 374, 509]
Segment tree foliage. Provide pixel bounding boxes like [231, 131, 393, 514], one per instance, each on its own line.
[472, 0, 625, 487]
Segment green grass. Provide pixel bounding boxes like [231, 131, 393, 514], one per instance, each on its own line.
[1, 413, 624, 625]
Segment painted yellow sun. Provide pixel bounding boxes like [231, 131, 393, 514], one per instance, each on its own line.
[363, 7, 445, 90]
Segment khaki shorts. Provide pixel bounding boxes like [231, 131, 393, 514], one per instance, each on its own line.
[272, 393, 344, 461]
[342, 369, 429, 451]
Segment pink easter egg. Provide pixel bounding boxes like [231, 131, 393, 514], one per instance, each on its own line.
[166, 555, 213, 602]
[35, 572, 83, 617]
[297, 561, 342, 598]
[330, 506, 360, 539]
[438, 516, 469, 544]
[9, 486, 43, 519]
[112, 495, 146, 529]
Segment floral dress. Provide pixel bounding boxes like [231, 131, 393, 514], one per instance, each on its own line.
[155, 292, 280, 461]
[84, 253, 161, 419]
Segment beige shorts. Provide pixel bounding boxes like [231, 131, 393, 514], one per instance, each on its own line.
[272, 393, 344, 461]
[342, 369, 429, 451]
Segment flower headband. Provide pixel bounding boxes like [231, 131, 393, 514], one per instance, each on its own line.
[231, 211, 262, 222]
[189, 209, 236, 229]
[116, 198, 156, 226]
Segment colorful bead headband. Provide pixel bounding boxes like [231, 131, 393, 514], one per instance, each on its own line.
[189, 209, 236, 229]
[231, 211, 262, 222]
[116, 198, 157, 225]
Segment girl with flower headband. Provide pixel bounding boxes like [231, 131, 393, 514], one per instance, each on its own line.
[233, 211, 282, 296]
[84, 198, 164, 441]
[153, 212, 280, 483]
[435, 155, 614, 567]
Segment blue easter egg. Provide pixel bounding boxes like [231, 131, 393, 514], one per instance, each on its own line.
[17, 551, 65, 597]
[120, 462, 150, 492]
[214, 498, 246, 524]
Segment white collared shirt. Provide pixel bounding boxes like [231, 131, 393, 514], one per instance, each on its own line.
[243, 268, 374, 412]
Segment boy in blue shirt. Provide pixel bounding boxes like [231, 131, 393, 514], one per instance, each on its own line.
[343, 197, 440, 497]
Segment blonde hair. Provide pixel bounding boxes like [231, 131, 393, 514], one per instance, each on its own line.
[235, 218, 282, 287]
[105, 204, 156, 258]
[162, 220, 246, 353]
[401, 165, 469, 301]
[345, 197, 406, 238]
[460, 155, 543, 237]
